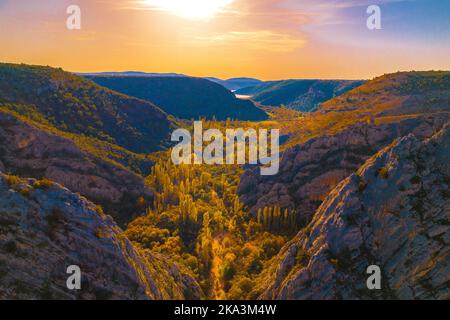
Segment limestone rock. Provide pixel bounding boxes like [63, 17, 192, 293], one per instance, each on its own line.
[0, 172, 201, 300]
[254, 123, 450, 300]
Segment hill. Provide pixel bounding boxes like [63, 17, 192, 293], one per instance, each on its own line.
[205, 77, 263, 91]
[0, 63, 174, 154]
[235, 79, 365, 111]
[252, 123, 450, 299]
[239, 71, 450, 226]
[87, 75, 268, 121]
[0, 172, 201, 299]
[78, 71, 186, 78]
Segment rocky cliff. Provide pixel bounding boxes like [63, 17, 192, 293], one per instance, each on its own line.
[0, 111, 152, 226]
[238, 115, 450, 226]
[253, 123, 450, 299]
[0, 172, 201, 300]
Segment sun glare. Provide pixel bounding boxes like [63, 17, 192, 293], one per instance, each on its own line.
[144, 0, 233, 19]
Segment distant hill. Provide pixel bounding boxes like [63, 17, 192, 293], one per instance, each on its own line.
[78, 71, 187, 78]
[87, 75, 268, 121]
[0, 63, 174, 154]
[235, 79, 365, 111]
[205, 77, 263, 91]
[320, 71, 450, 115]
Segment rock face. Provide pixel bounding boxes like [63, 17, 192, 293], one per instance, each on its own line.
[238, 115, 450, 226]
[0, 111, 152, 226]
[0, 172, 201, 300]
[254, 123, 450, 300]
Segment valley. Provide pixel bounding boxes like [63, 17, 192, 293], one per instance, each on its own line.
[0, 63, 449, 300]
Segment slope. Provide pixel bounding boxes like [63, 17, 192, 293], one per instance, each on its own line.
[0, 63, 174, 154]
[0, 172, 201, 300]
[253, 123, 450, 300]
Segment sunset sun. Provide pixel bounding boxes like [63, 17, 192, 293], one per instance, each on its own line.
[144, 0, 233, 19]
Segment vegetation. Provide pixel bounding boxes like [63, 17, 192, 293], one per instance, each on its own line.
[235, 79, 365, 111]
[0, 105, 154, 175]
[0, 63, 173, 154]
[125, 154, 290, 299]
[87, 75, 268, 121]
[2, 65, 450, 300]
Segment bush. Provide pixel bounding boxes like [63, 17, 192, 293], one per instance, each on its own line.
[295, 250, 310, 266]
[5, 175, 22, 186]
[410, 175, 421, 184]
[33, 178, 54, 189]
[19, 188, 32, 198]
[377, 167, 389, 179]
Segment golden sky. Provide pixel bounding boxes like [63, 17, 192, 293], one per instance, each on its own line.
[0, 0, 449, 80]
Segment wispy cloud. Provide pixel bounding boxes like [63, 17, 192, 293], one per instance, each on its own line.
[191, 30, 305, 52]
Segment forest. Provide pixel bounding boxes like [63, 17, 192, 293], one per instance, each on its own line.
[125, 151, 296, 299]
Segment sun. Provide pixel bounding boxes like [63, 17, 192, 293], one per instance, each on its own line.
[144, 0, 233, 20]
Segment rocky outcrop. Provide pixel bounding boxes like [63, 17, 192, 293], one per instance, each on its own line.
[0, 172, 201, 300]
[254, 123, 450, 300]
[0, 111, 152, 226]
[239, 115, 450, 226]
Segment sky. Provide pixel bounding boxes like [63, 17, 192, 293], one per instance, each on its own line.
[0, 0, 449, 80]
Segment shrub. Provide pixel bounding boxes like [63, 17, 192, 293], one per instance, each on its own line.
[33, 178, 54, 189]
[5, 175, 22, 186]
[377, 167, 389, 179]
[94, 205, 104, 216]
[4, 240, 17, 253]
[19, 188, 32, 198]
[358, 181, 367, 193]
[295, 250, 310, 266]
[410, 175, 421, 184]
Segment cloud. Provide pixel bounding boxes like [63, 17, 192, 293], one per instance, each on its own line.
[191, 30, 305, 52]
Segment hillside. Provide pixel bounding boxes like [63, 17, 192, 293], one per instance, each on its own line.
[252, 123, 450, 299]
[87, 75, 268, 121]
[235, 79, 365, 111]
[0, 63, 174, 154]
[0, 172, 201, 299]
[320, 71, 450, 115]
[239, 115, 450, 226]
[239, 71, 450, 226]
[0, 110, 153, 226]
